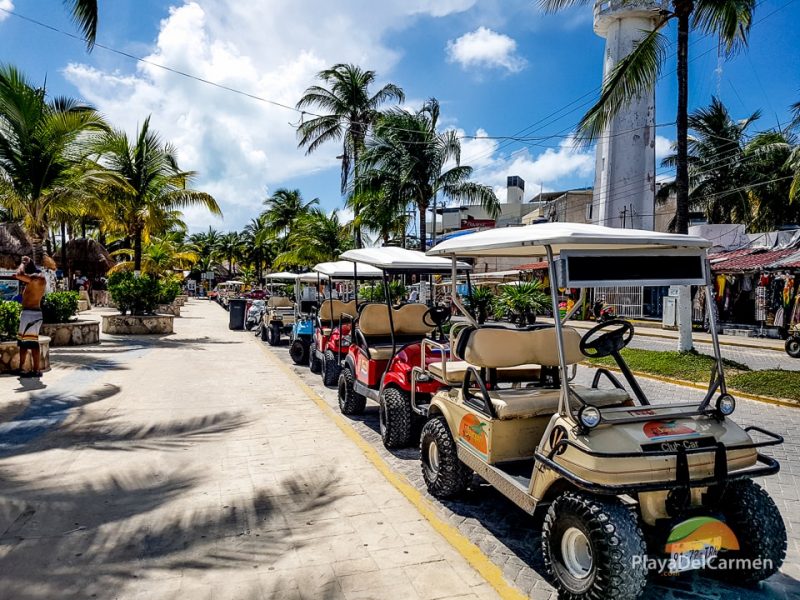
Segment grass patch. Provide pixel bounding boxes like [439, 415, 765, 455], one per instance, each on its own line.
[728, 370, 800, 400]
[588, 349, 749, 381]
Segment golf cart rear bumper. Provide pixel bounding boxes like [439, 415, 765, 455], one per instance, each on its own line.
[534, 426, 782, 495]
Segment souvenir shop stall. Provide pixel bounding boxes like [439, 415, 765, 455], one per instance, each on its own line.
[708, 246, 800, 337]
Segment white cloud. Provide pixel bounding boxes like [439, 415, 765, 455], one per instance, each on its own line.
[63, 1, 477, 231]
[0, 1, 14, 21]
[655, 135, 673, 160]
[446, 27, 526, 73]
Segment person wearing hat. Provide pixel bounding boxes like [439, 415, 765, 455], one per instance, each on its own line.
[13, 256, 46, 377]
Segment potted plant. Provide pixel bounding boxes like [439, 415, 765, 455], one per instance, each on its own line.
[498, 281, 550, 327]
[466, 286, 495, 324]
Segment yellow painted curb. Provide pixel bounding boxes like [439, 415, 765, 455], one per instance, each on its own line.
[591, 363, 799, 409]
[256, 342, 527, 600]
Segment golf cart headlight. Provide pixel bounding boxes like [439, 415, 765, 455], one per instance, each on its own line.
[578, 405, 601, 429]
[716, 394, 736, 416]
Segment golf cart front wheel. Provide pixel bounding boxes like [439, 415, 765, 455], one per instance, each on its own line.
[309, 347, 322, 373]
[322, 349, 340, 386]
[786, 337, 800, 358]
[338, 366, 366, 415]
[290, 340, 308, 365]
[709, 479, 786, 584]
[379, 387, 413, 449]
[268, 324, 281, 346]
[420, 416, 470, 499]
[542, 491, 647, 600]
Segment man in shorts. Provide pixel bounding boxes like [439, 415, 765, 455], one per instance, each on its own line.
[14, 256, 46, 377]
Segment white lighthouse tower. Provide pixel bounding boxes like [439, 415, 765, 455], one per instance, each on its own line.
[591, 0, 664, 230]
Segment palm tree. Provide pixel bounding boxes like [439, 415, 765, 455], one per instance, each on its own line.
[273, 209, 353, 268]
[745, 130, 799, 230]
[350, 187, 409, 246]
[262, 188, 318, 237]
[92, 116, 221, 271]
[66, 0, 99, 49]
[358, 98, 499, 248]
[110, 236, 199, 278]
[296, 63, 405, 247]
[658, 97, 759, 227]
[540, 0, 756, 234]
[242, 215, 271, 282]
[0, 64, 109, 263]
[215, 231, 243, 276]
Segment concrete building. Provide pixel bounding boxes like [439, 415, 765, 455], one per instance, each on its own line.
[591, 0, 664, 231]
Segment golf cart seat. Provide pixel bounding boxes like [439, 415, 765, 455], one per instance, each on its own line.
[461, 327, 630, 420]
[427, 361, 542, 384]
[318, 299, 357, 329]
[358, 303, 433, 360]
[267, 296, 293, 309]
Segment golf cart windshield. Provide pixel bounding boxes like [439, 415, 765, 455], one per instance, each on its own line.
[428, 223, 722, 426]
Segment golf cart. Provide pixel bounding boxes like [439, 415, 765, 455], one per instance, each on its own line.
[419, 223, 785, 599]
[337, 247, 472, 448]
[308, 260, 384, 385]
[260, 272, 298, 346]
[287, 271, 319, 365]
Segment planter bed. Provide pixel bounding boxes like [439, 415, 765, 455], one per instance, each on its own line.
[101, 314, 174, 335]
[41, 320, 100, 346]
[157, 303, 181, 317]
[0, 337, 51, 374]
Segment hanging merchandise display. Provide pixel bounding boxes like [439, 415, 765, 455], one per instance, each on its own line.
[755, 286, 767, 323]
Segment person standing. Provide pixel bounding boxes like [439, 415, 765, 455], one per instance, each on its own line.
[13, 257, 47, 377]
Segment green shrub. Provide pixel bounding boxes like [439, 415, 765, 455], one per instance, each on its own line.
[0, 300, 21, 341]
[108, 272, 163, 315]
[358, 281, 407, 303]
[158, 278, 182, 305]
[41, 291, 80, 324]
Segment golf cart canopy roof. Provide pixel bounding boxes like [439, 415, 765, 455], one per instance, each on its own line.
[340, 247, 472, 274]
[312, 260, 383, 279]
[427, 223, 711, 258]
[265, 272, 317, 283]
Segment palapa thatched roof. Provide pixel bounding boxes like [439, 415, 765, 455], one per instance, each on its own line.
[63, 238, 114, 276]
[0, 222, 33, 269]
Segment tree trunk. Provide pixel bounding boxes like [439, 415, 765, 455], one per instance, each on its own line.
[418, 200, 429, 252]
[674, 4, 692, 235]
[133, 227, 143, 272]
[352, 145, 363, 249]
[81, 219, 86, 238]
[61, 221, 68, 279]
[29, 228, 46, 265]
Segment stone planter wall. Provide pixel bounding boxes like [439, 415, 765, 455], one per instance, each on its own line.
[0, 337, 51, 373]
[102, 314, 174, 335]
[156, 303, 181, 317]
[41, 320, 100, 346]
[175, 295, 188, 306]
[78, 300, 91, 312]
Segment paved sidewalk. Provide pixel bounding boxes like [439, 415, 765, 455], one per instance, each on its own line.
[0, 301, 500, 600]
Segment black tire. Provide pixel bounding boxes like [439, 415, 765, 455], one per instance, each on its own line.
[420, 416, 470, 499]
[322, 349, 340, 387]
[542, 492, 647, 600]
[290, 340, 308, 365]
[309, 346, 322, 373]
[338, 366, 366, 415]
[379, 387, 413, 449]
[260, 323, 268, 342]
[268, 323, 280, 346]
[786, 337, 800, 358]
[709, 479, 786, 584]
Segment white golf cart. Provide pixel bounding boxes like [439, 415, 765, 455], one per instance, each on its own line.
[418, 223, 786, 599]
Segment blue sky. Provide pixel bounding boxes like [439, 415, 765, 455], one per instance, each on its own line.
[0, 0, 798, 233]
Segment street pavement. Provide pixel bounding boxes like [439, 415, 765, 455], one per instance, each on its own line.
[0, 301, 501, 600]
[271, 329, 800, 600]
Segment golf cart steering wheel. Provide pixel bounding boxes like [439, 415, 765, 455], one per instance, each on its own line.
[579, 319, 634, 358]
[423, 305, 452, 329]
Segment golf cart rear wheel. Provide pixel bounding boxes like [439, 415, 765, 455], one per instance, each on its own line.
[269, 324, 281, 346]
[309, 346, 322, 373]
[379, 387, 413, 449]
[709, 479, 786, 584]
[290, 340, 308, 365]
[420, 416, 470, 499]
[260, 324, 269, 342]
[786, 337, 800, 358]
[338, 366, 366, 415]
[323, 349, 340, 386]
[542, 492, 647, 600]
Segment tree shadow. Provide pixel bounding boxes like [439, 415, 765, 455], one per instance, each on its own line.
[0, 467, 344, 600]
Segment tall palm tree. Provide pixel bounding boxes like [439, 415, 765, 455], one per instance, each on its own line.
[274, 209, 353, 268]
[215, 231, 243, 276]
[358, 98, 499, 248]
[658, 97, 759, 227]
[746, 130, 799, 230]
[349, 187, 409, 246]
[262, 188, 318, 237]
[0, 64, 110, 263]
[541, 0, 756, 234]
[296, 63, 405, 247]
[242, 214, 271, 282]
[92, 116, 221, 271]
[66, 0, 99, 49]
